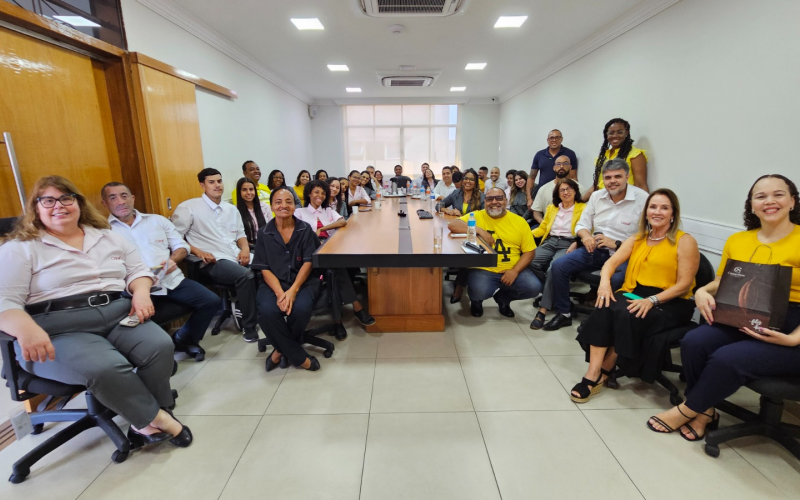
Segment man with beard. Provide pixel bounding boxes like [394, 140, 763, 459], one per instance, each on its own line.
[531, 155, 585, 223]
[527, 129, 579, 206]
[447, 188, 542, 318]
[541, 159, 648, 331]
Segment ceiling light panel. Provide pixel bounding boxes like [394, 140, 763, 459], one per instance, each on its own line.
[450, 87, 466, 92]
[346, 87, 362, 92]
[53, 15, 100, 27]
[327, 65, 349, 71]
[494, 16, 528, 28]
[465, 63, 487, 70]
[291, 18, 324, 30]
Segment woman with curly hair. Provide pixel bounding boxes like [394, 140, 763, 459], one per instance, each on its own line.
[584, 118, 649, 198]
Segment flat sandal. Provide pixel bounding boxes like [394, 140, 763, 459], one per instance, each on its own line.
[647, 405, 694, 434]
[680, 410, 720, 442]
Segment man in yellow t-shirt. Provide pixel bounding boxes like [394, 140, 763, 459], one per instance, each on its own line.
[477, 166, 488, 192]
[448, 187, 542, 318]
[231, 160, 271, 204]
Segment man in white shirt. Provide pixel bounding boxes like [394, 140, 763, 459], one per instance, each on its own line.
[542, 159, 648, 331]
[102, 182, 220, 359]
[434, 166, 457, 201]
[483, 167, 507, 193]
[531, 155, 585, 223]
[414, 162, 430, 187]
[172, 168, 260, 343]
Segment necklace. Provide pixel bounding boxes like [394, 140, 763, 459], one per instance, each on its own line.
[648, 230, 667, 241]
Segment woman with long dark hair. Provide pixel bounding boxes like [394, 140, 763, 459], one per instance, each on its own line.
[315, 169, 328, 182]
[437, 168, 484, 216]
[267, 169, 301, 206]
[328, 178, 348, 219]
[584, 118, 649, 198]
[508, 171, 529, 216]
[421, 168, 438, 192]
[235, 177, 272, 246]
[294, 170, 311, 206]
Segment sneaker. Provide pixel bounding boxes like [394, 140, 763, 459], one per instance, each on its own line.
[354, 309, 376, 326]
[243, 329, 259, 343]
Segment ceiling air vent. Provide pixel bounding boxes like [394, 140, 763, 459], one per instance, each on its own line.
[381, 76, 435, 87]
[359, 0, 469, 17]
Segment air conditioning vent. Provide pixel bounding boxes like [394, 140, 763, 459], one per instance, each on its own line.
[381, 76, 434, 87]
[359, 0, 469, 17]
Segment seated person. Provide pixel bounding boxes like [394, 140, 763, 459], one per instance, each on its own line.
[529, 179, 586, 329]
[346, 170, 371, 214]
[315, 169, 328, 182]
[296, 181, 376, 335]
[361, 171, 377, 199]
[172, 168, 259, 343]
[507, 171, 530, 217]
[231, 160, 270, 204]
[434, 166, 457, 201]
[421, 168, 438, 193]
[570, 189, 699, 403]
[389, 164, 412, 192]
[447, 188, 542, 318]
[484, 166, 507, 193]
[235, 177, 272, 247]
[540, 159, 648, 331]
[414, 162, 430, 187]
[0, 176, 191, 448]
[477, 167, 488, 191]
[252, 187, 323, 372]
[505, 170, 517, 195]
[267, 169, 301, 206]
[649, 174, 800, 440]
[452, 171, 463, 190]
[531, 155, 585, 224]
[373, 169, 384, 190]
[103, 182, 220, 360]
[328, 178, 349, 219]
[293, 170, 311, 206]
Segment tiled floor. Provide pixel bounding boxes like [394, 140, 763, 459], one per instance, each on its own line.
[2, 292, 800, 499]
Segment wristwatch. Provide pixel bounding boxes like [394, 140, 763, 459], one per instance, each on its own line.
[615, 240, 622, 250]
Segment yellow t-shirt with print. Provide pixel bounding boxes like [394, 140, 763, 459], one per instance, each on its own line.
[596, 146, 648, 188]
[460, 210, 536, 274]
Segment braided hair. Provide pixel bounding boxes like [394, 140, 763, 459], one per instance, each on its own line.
[743, 174, 800, 230]
[592, 118, 634, 189]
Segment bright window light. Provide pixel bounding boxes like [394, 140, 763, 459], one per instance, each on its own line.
[450, 87, 466, 92]
[346, 87, 362, 93]
[494, 16, 528, 28]
[327, 65, 349, 71]
[53, 15, 100, 27]
[465, 63, 487, 70]
[291, 18, 324, 30]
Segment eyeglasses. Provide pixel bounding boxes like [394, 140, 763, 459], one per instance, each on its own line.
[463, 177, 476, 183]
[548, 136, 562, 140]
[558, 188, 574, 194]
[485, 195, 505, 202]
[37, 194, 77, 208]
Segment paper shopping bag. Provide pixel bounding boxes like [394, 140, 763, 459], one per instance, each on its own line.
[714, 259, 792, 330]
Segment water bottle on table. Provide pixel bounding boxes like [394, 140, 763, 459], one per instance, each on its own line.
[467, 212, 477, 244]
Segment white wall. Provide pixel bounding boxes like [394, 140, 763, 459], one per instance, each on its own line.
[121, 0, 313, 196]
[499, 0, 800, 231]
[310, 105, 345, 177]
[460, 104, 500, 169]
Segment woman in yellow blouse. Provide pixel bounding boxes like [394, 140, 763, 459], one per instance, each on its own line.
[569, 189, 699, 403]
[293, 170, 310, 206]
[649, 174, 800, 441]
[583, 118, 649, 198]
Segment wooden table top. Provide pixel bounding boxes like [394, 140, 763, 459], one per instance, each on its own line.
[313, 196, 496, 268]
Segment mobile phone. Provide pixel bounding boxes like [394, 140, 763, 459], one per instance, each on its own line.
[119, 314, 140, 328]
[622, 292, 643, 300]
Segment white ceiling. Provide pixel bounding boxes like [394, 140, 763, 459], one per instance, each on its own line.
[167, 0, 650, 102]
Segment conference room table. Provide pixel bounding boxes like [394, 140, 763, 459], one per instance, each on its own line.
[313, 195, 495, 332]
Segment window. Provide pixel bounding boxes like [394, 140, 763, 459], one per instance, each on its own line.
[344, 104, 459, 179]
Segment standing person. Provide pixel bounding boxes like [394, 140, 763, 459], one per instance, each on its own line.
[231, 160, 270, 204]
[508, 171, 530, 217]
[531, 156, 585, 224]
[477, 167, 489, 191]
[103, 182, 219, 362]
[527, 129, 579, 207]
[252, 188, 321, 372]
[294, 170, 311, 207]
[648, 175, 800, 440]
[421, 168, 438, 192]
[328, 178, 348, 219]
[434, 166, 457, 201]
[361, 170, 377, 200]
[235, 177, 272, 246]
[569, 189, 699, 403]
[0, 176, 191, 449]
[314, 170, 329, 182]
[484, 167, 507, 193]
[267, 170, 301, 206]
[172, 168, 260, 343]
[584, 118, 649, 198]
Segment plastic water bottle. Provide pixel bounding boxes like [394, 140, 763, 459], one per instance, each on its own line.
[467, 212, 477, 244]
[424, 186, 431, 211]
[429, 190, 435, 212]
[375, 189, 382, 209]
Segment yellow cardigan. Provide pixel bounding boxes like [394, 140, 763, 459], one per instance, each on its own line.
[532, 203, 586, 240]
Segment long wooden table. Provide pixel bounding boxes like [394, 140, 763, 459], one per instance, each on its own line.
[313, 196, 495, 332]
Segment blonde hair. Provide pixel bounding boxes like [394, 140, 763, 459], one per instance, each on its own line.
[3, 176, 110, 242]
[636, 188, 682, 244]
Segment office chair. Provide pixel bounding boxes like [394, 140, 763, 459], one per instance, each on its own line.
[180, 255, 243, 336]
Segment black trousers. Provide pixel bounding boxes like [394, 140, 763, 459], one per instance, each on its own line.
[682, 303, 800, 412]
[199, 259, 258, 332]
[256, 281, 319, 367]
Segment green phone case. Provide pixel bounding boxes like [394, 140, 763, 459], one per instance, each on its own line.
[622, 292, 643, 300]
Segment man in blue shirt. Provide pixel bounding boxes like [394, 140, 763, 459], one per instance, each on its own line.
[527, 129, 579, 205]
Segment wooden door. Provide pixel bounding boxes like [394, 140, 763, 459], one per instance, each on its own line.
[0, 27, 122, 217]
[133, 64, 204, 216]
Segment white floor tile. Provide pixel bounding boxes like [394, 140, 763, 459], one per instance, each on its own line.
[524, 321, 586, 356]
[371, 358, 473, 413]
[451, 321, 537, 357]
[376, 330, 457, 358]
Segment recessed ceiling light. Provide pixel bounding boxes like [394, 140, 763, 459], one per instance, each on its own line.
[494, 16, 528, 28]
[450, 87, 466, 92]
[327, 65, 349, 71]
[465, 63, 487, 70]
[291, 18, 324, 30]
[53, 15, 100, 27]
[346, 87, 362, 93]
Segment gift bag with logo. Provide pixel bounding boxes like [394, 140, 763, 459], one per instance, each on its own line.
[715, 249, 792, 330]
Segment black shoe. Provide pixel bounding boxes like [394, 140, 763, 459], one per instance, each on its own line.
[493, 293, 514, 318]
[174, 335, 205, 361]
[280, 355, 289, 369]
[169, 424, 193, 448]
[542, 313, 572, 331]
[335, 322, 348, 341]
[243, 329, 259, 343]
[470, 300, 483, 317]
[304, 355, 321, 371]
[449, 294, 462, 304]
[529, 312, 546, 330]
[266, 351, 281, 372]
[354, 309, 376, 326]
[127, 427, 172, 450]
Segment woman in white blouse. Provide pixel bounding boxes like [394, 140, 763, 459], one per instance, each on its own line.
[0, 176, 191, 450]
[345, 170, 371, 213]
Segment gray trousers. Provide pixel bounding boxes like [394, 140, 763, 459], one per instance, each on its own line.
[535, 238, 573, 311]
[16, 298, 175, 429]
[200, 258, 258, 332]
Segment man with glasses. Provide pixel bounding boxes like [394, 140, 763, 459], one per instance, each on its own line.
[527, 129, 579, 206]
[531, 155, 585, 223]
[447, 187, 541, 318]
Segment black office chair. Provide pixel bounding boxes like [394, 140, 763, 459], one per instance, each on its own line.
[179, 255, 243, 336]
[704, 380, 800, 459]
[256, 269, 343, 366]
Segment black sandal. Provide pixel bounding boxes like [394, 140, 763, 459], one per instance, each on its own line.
[570, 374, 603, 403]
[647, 405, 694, 434]
[680, 410, 720, 441]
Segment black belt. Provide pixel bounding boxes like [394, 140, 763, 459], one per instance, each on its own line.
[548, 235, 574, 241]
[25, 291, 124, 316]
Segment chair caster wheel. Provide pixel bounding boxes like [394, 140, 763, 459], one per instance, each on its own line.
[9, 473, 27, 484]
[704, 444, 720, 458]
[195, 353, 205, 362]
[257, 343, 266, 353]
[211, 328, 221, 336]
[31, 423, 44, 435]
[112, 450, 129, 463]
[324, 349, 333, 358]
[669, 394, 683, 406]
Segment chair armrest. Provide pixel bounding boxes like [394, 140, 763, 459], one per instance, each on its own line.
[0, 329, 25, 401]
[0, 330, 15, 342]
[181, 255, 204, 281]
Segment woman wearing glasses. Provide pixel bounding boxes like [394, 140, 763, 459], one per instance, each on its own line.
[267, 170, 301, 206]
[0, 176, 192, 451]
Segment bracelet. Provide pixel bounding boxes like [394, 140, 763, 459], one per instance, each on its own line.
[647, 295, 660, 306]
